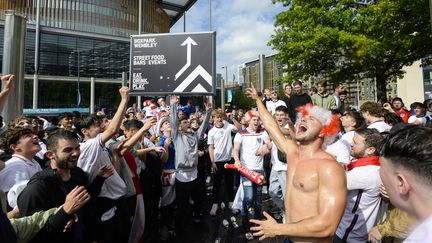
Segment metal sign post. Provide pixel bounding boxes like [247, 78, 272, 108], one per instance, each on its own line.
[129, 32, 216, 96]
[1, 12, 26, 123]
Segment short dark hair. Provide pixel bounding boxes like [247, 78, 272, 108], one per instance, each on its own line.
[356, 128, 383, 155]
[410, 102, 425, 109]
[391, 97, 404, 105]
[74, 115, 102, 136]
[345, 110, 366, 130]
[275, 106, 289, 114]
[46, 129, 79, 151]
[292, 80, 303, 87]
[124, 119, 144, 130]
[379, 124, 432, 185]
[0, 128, 36, 153]
[45, 126, 61, 137]
[58, 112, 74, 121]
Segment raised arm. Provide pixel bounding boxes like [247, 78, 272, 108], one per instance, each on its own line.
[245, 84, 297, 156]
[169, 95, 179, 139]
[119, 118, 156, 155]
[250, 161, 347, 240]
[196, 102, 212, 139]
[101, 87, 130, 144]
[230, 116, 242, 132]
[0, 74, 14, 112]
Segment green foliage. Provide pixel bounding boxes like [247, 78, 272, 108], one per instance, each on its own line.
[231, 89, 255, 110]
[270, 0, 432, 100]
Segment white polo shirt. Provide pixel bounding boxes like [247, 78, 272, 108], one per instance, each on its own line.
[207, 121, 236, 162]
[234, 129, 269, 171]
[336, 164, 382, 243]
[78, 134, 126, 200]
[368, 121, 391, 133]
[0, 154, 42, 193]
[266, 100, 287, 115]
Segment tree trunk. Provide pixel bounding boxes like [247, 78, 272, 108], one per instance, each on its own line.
[375, 75, 388, 103]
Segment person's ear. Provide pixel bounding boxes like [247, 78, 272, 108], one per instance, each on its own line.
[365, 146, 376, 156]
[81, 128, 88, 136]
[396, 172, 411, 195]
[10, 144, 18, 153]
[45, 150, 56, 160]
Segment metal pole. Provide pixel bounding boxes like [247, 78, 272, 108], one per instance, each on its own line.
[259, 54, 265, 91]
[77, 50, 81, 107]
[137, 0, 143, 110]
[1, 12, 26, 123]
[90, 77, 95, 114]
[183, 12, 186, 32]
[122, 72, 127, 86]
[138, 0, 142, 34]
[33, 74, 38, 109]
[207, 0, 214, 106]
[223, 67, 227, 111]
[208, 0, 212, 31]
[33, 0, 41, 109]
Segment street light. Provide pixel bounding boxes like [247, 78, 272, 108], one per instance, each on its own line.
[221, 66, 227, 111]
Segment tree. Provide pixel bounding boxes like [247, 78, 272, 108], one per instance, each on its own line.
[231, 89, 255, 110]
[270, 0, 432, 101]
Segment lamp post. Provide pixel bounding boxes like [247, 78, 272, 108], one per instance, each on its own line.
[221, 66, 227, 111]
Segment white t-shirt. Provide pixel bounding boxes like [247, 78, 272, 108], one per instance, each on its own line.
[404, 214, 432, 242]
[368, 121, 391, 133]
[340, 131, 355, 149]
[266, 100, 287, 115]
[271, 142, 287, 171]
[0, 155, 42, 193]
[326, 139, 351, 165]
[207, 122, 236, 162]
[408, 115, 430, 125]
[336, 164, 382, 243]
[78, 134, 126, 200]
[234, 130, 269, 171]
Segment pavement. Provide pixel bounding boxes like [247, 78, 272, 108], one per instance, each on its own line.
[160, 182, 286, 243]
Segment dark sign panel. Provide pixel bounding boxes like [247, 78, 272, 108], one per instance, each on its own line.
[129, 32, 216, 96]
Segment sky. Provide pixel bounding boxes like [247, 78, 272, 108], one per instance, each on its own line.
[170, 0, 286, 83]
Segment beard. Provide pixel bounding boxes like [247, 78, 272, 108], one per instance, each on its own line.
[55, 157, 75, 170]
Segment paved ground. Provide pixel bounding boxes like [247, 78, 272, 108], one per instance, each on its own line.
[161, 182, 286, 243]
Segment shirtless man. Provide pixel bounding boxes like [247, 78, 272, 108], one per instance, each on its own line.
[246, 84, 347, 242]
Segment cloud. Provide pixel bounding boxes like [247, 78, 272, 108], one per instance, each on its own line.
[171, 0, 286, 82]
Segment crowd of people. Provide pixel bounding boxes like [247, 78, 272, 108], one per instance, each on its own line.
[0, 72, 432, 243]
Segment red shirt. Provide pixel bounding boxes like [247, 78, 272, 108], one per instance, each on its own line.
[396, 109, 410, 123]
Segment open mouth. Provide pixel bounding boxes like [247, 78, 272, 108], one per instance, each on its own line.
[297, 124, 308, 134]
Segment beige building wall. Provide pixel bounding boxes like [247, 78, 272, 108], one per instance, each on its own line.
[397, 60, 425, 106]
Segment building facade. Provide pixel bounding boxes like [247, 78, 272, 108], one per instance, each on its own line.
[0, 0, 195, 110]
[239, 53, 283, 92]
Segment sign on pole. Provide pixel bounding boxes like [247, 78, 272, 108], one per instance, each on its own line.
[129, 32, 216, 96]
